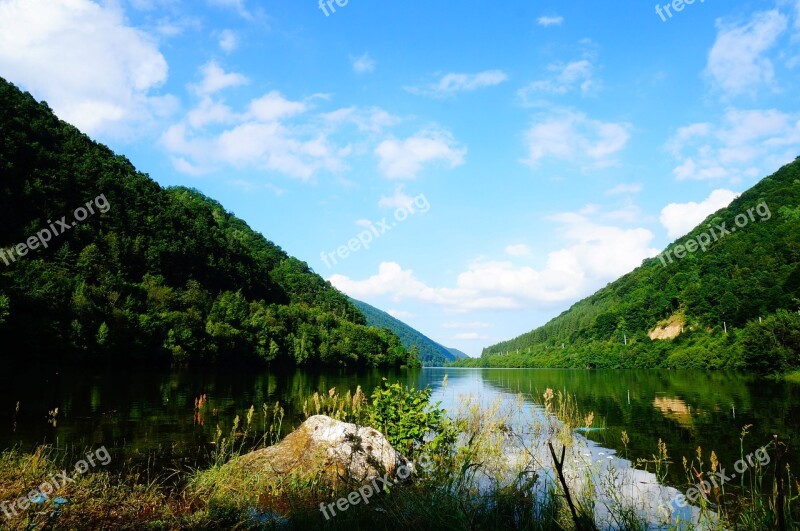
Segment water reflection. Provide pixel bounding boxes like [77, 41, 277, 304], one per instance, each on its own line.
[1, 366, 797, 490]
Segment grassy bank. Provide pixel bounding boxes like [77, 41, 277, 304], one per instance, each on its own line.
[1, 384, 797, 530]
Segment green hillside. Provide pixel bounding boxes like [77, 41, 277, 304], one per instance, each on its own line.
[349, 298, 456, 366]
[0, 78, 418, 369]
[446, 347, 469, 360]
[457, 159, 800, 374]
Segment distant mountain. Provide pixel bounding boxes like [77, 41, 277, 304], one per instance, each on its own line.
[456, 159, 800, 374]
[349, 298, 456, 366]
[0, 77, 418, 369]
[446, 347, 469, 360]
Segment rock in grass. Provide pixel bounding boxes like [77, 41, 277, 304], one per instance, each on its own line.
[226, 415, 412, 490]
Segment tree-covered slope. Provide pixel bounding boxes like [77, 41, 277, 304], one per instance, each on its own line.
[457, 159, 800, 373]
[0, 77, 418, 369]
[446, 348, 469, 360]
[349, 298, 455, 366]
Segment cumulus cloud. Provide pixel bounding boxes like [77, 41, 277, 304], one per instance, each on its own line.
[375, 128, 466, 179]
[405, 70, 508, 98]
[329, 212, 659, 312]
[163, 64, 357, 179]
[660, 189, 739, 239]
[523, 110, 630, 167]
[0, 0, 173, 136]
[191, 61, 248, 96]
[666, 108, 800, 181]
[706, 9, 788, 97]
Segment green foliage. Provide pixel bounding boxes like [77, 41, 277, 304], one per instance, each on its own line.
[350, 298, 455, 365]
[0, 293, 8, 325]
[460, 159, 800, 373]
[0, 77, 416, 369]
[367, 379, 456, 457]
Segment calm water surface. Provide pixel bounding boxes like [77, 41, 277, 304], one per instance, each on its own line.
[1, 367, 797, 488]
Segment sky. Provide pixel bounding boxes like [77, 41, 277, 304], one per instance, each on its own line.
[0, 0, 799, 357]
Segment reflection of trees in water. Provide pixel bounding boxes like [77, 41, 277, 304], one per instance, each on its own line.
[449, 368, 800, 487]
[0, 368, 427, 460]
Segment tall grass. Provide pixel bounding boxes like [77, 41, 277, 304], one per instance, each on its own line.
[1, 386, 797, 529]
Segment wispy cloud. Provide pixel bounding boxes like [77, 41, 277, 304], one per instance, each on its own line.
[666, 108, 800, 181]
[605, 183, 642, 196]
[705, 9, 788, 97]
[523, 109, 630, 168]
[351, 53, 376, 74]
[405, 70, 508, 98]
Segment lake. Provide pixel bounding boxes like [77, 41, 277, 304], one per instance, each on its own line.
[1, 367, 797, 491]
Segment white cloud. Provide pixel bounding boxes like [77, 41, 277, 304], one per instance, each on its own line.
[405, 70, 508, 98]
[666, 108, 800, 181]
[166, 69, 403, 180]
[523, 110, 630, 167]
[218, 29, 239, 53]
[518, 60, 595, 102]
[321, 107, 399, 133]
[387, 309, 414, 319]
[192, 61, 248, 96]
[351, 53, 376, 74]
[537, 15, 564, 27]
[606, 183, 642, 196]
[378, 187, 415, 209]
[247, 91, 307, 121]
[0, 0, 172, 136]
[659, 189, 739, 239]
[163, 85, 350, 180]
[186, 98, 236, 128]
[375, 128, 466, 179]
[329, 213, 659, 312]
[505, 244, 532, 257]
[706, 9, 788, 97]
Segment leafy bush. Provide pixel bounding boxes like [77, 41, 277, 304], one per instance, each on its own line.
[366, 379, 456, 458]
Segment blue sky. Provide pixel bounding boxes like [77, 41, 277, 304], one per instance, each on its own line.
[1, 0, 799, 356]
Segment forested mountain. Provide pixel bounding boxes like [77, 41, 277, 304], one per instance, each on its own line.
[446, 348, 469, 360]
[0, 77, 418, 369]
[349, 298, 457, 365]
[457, 159, 800, 373]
